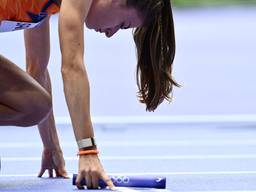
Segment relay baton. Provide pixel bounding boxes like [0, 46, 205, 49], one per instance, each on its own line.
[73, 174, 166, 189]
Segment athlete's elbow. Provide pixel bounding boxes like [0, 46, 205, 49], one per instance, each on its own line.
[61, 62, 85, 80]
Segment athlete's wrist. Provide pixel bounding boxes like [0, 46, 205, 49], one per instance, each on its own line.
[43, 146, 63, 153]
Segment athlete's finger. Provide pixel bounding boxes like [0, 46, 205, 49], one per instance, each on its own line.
[55, 168, 69, 178]
[55, 169, 61, 177]
[38, 168, 45, 177]
[91, 171, 99, 189]
[85, 172, 92, 189]
[48, 169, 53, 178]
[101, 172, 115, 190]
[76, 172, 85, 189]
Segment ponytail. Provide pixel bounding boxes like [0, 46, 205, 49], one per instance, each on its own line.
[130, 0, 180, 111]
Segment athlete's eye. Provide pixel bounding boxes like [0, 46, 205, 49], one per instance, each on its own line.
[120, 23, 130, 29]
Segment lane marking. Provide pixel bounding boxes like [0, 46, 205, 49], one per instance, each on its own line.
[2, 171, 256, 177]
[2, 154, 256, 161]
[115, 171, 256, 175]
[185, 191, 256, 192]
[56, 114, 256, 124]
[115, 187, 170, 192]
[2, 140, 256, 148]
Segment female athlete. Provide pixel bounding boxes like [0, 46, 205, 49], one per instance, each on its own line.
[0, 0, 178, 190]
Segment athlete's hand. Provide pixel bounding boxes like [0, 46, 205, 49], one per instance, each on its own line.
[38, 148, 68, 178]
[75, 154, 116, 190]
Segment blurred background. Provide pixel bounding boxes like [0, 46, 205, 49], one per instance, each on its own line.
[0, 1, 256, 124]
[173, 0, 256, 7]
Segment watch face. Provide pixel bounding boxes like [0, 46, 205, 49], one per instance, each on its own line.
[77, 138, 96, 149]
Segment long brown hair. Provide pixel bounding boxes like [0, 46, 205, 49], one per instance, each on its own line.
[127, 0, 179, 111]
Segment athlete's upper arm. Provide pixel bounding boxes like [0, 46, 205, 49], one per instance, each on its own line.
[59, 0, 93, 67]
[24, 17, 50, 67]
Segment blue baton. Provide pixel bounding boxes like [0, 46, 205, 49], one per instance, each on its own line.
[72, 174, 166, 189]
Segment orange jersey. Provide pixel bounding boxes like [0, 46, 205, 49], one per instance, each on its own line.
[0, 0, 61, 22]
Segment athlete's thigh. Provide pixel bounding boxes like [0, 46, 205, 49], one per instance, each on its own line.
[0, 54, 50, 111]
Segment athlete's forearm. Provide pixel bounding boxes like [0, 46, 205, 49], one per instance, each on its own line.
[61, 64, 94, 140]
[38, 111, 61, 150]
[37, 70, 61, 150]
[28, 69, 61, 149]
[59, 0, 94, 141]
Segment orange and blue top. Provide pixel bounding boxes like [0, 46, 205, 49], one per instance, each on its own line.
[0, 0, 61, 22]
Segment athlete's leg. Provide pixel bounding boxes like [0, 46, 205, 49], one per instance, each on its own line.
[0, 55, 51, 127]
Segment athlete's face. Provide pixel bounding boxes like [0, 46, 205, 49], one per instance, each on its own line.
[85, 0, 143, 38]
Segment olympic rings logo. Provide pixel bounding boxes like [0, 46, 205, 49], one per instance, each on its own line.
[111, 176, 130, 184]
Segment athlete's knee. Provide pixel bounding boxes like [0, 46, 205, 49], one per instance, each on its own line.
[20, 92, 52, 127]
[32, 92, 52, 120]
[19, 111, 50, 127]
[19, 106, 51, 127]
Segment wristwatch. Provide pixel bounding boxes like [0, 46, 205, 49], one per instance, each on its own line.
[77, 137, 97, 149]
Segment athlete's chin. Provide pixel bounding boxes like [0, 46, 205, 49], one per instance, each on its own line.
[85, 21, 92, 29]
[84, 18, 95, 30]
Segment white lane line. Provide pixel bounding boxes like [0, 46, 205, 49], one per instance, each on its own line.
[114, 188, 170, 192]
[114, 188, 139, 192]
[2, 154, 256, 161]
[114, 187, 170, 192]
[2, 171, 256, 177]
[1, 140, 256, 148]
[56, 114, 256, 124]
[186, 191, 256, 192]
